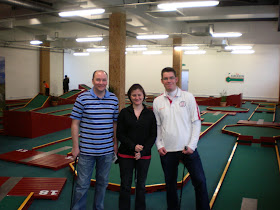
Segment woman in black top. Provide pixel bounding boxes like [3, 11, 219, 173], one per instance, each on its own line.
[117, 84, 157, 210]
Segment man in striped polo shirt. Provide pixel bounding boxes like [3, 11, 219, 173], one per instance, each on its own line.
[71, 70, 119, 210]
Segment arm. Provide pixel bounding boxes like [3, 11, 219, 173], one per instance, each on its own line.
[113, 121, 118, 154]
[183, 95, 201, 154]
[71, 119, 80, 159]
[140, 112, 157, 157]
[153, 101, 167, 156]
[116, 109, 136, 152]
[182, 120, 201, 154]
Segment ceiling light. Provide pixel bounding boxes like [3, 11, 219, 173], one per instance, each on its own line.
[212, 32, 242, 38]
[184, 50, 206, 55]
[174, 46, 199, 51]
[126, 47, 148, 51]
[73, 52, 90, 56]
[86, 48, 106, 52]
[30, 40, 42, 45]
[76, 37, 103, 42]
[225, 46, 252, 50]
[136, 35, 169, 40]
[59, 9, 105, 17]
[231, 50, 255, 54]
[158, 1, 219, 10]
[143, 51, 162, 55]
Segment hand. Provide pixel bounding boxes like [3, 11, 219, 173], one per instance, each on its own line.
[71, 147, 80, 160]
[182, 146, 193, 155]
[135, 152, 141, 160]
[158, 147, 167, 156]
[135, 144, 143, 152]
[114, 143, 118, 155]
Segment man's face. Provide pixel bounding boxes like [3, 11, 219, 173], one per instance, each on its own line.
[92, 71, 108, 92]
[161, 71, 178, 92]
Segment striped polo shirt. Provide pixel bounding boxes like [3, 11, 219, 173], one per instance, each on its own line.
[70, 88, 119, 156]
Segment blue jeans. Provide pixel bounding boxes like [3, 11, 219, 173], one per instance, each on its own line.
[118, 157, 151, 210]
[160, 150, 210, 210]
[72, 153, 113, 210]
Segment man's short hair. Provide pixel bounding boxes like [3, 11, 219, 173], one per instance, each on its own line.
[127, 84, 146, 103]
[92, 70, 108, 79]
[161, 67, 176, 78]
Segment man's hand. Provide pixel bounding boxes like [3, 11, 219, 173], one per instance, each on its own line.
[135, 152, 141, 160]
[71, 147, 80, 160]
[135, 144, 143, 152]
[158, 147, 167, 156]
[182, 146, 194, 155]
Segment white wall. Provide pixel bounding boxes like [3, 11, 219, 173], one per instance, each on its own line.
[185, 45, 279, 100]
[0, 47, 39, 99]
[64, 51, 109, 90]
[0, 47, 65, 99]
[126, 52, 172, 94]
[1, 44, 278, 101]
[64, 45, 279, 101]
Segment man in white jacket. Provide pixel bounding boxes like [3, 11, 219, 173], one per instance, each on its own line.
[153, 67, 209, 210]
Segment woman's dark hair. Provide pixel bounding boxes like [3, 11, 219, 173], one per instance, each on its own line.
[127, 84, 146, 103]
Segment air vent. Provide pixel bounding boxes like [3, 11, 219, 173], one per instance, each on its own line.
[188, 26, 211, 36]
[0, 20, 13, 30]
[210, 39, 228, 46]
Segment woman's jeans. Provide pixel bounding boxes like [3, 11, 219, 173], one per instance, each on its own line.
[72, 153, 113, 210]
[160, 150, 210, 210]
[119, 157, 151, 210]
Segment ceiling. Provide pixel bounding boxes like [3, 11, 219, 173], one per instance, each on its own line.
[0, 0, 279, 52]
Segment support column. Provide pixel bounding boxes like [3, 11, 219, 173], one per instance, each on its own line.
[109, 12, 126, 110]
[173, 37, 182, 88]
[279, 60, 280, 103]
[40, 42, 50, 94]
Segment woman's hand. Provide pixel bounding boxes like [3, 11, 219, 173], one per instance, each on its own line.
[135, 152, 141, 160]
[135, 144, 143, 152]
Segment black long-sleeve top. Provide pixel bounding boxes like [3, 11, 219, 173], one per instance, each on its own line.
[117, 104, 157, 157]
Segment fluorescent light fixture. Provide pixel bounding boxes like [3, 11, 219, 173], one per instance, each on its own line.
[73, 52, 90, 56]
[231, 50, 255, 54]
[158, 1, 219, 10]
[76, 37, 103, 42]
[184, 50, 206, 55]
[137, 34, 169, 40]
[212, 32, 242, 38]
[86, 48, 106, 52]
[225, 45, 252, 50]
[174, 46, 199, 51]
[30, 40, 42, 45]
[143, 51, 162, 55]
[126, 47, 147, 51]
[59, 9, 105, 17]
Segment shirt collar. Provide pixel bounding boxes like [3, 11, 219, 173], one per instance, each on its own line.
[90, 88, 109, 99]
[163, 87, 182, 98]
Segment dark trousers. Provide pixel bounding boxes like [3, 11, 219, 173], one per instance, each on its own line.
[160, 150, 210, 210]
[119, 157, 151, 210]
[45, 88, 49, 96]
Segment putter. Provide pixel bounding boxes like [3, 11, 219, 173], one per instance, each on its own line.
[70, 157, 77, 210]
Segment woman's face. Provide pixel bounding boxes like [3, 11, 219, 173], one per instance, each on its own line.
[130, 89, 144, 106]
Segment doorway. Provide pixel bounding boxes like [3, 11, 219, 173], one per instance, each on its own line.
[181, 69, 189, 91]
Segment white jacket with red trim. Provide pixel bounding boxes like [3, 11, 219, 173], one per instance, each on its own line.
[153, 88, 201, 152]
